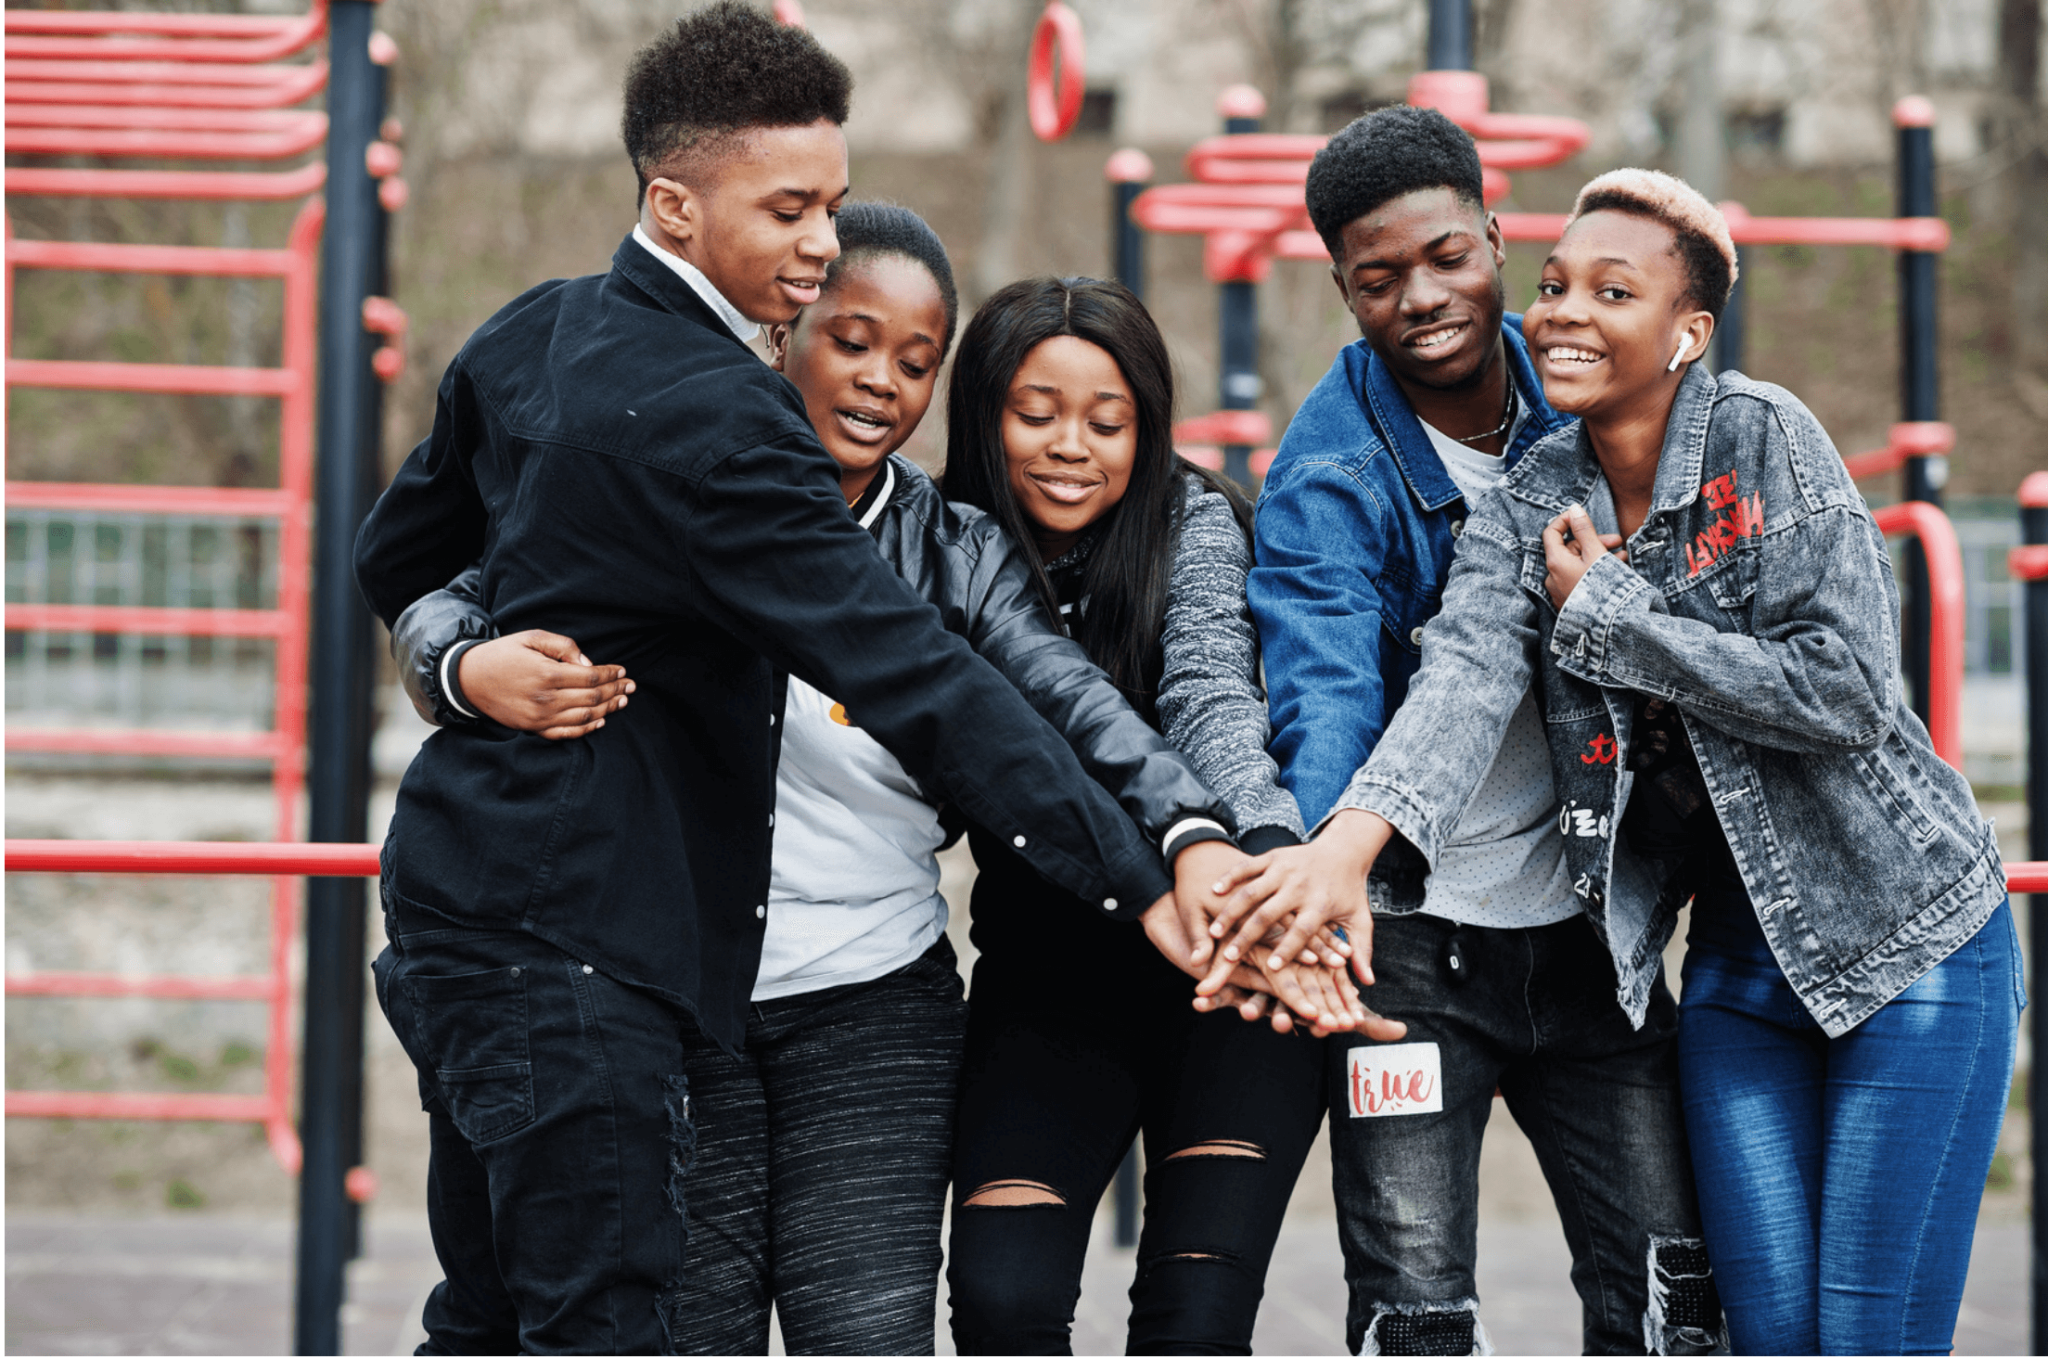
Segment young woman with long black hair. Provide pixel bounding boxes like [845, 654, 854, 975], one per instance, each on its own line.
[940, 277, 1399, 1356]
[386, 208, 1356, 1354]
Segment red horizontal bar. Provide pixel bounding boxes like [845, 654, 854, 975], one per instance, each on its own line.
[4, 66, 326, 110]
[2009, 545, 2048, 582]
[5, 482, 292, 516]
[1722, 204, 1949, 252]
[5, 126, 324, 160]
[6, 1090, 274, 1123]
[5, 59, 323, 87]
[7, 970, 272, 1001]
[1175, 410, 1273, 446]
[2008, 862, 2048, 894]
[6, 604, 288, 639]
[7, 359, 296, 397]
[5, 729, 282, 759]
[6, 105, 324, 133]
[5, 10, 315, 38]
[6, 840, 380, 876]
[4, 162, 326, 200]
[9, 237, 296, 278]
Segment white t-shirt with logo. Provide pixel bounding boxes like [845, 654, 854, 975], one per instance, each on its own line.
[1413, 406, 1579, 929]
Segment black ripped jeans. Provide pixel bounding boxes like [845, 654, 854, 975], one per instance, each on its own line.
[1326, 911, 1722, 1356]
[947, 924, 1327, 1356]
[374, 904, 700, 1354]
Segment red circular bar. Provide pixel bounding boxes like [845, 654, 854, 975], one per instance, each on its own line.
[1105, 147, 1153, 183]
[1893, 95, 1936, 128]
[5, 839, 382, 876]
[1027, 3, 1085, 142]
[367, 31, 397, 67]
[2019, 471, 2048, 508]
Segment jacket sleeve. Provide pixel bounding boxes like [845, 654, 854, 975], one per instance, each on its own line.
[389, 565, 494, 728]
[681, 438, 1175, 921]
[1157, 481, 1305, 849]
[1328, 510, 1539, 867]
[958, 514, 1236, 863]
[1248, 458, 1398, 828]
[354, 359, 492, 631]
[1550, 401, 1895, 754]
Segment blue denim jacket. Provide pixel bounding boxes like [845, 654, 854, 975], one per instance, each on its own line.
[1334, 366, 2006, 1036]
[1250, 318, 1574, 831]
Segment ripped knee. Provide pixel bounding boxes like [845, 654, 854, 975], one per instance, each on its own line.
[961, 1178, 1065, 1208]
[1359, 1298, 1489, 1357]
[1643, 1235, 1725, 1355]
[1161, 1138, 1266, 1163]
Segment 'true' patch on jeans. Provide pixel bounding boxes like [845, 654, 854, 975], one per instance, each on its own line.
[1346, 1041, 1443, 1118]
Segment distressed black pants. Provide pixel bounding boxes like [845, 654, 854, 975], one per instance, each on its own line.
[948, 940, 1327, 1355]
[375, 906, 697, 1354]
[1327, 912, 1722, 1356]
[668, 939, 968, 1354]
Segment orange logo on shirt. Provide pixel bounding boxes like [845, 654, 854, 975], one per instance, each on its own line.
[828, 703, 852, 727]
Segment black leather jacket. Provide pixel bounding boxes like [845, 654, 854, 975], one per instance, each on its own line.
[391, 453, 1235, 863]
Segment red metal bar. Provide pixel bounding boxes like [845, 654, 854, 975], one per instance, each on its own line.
[1872, 500, 1965, 768]
[7, 359, 297, 397]
[6, 64, 327, 110]
[1842, 422, 1956, 480]
[6, 1090, 277, 1121]
[2010, 545, 2048, 582]
[8, 971, 274, 1001]
[6, 605, 290, 639]
[6, 58, 323, 86]
[5, 125, 325, 160]
[4, 5, 326, 65]
[10, 237, 298, 278]
[6, 840, 380, 876]
[6, 104, 325, 133]
[1174, 409, 1272, 446]
[5, 729, 284, 759]
[2009, 862, 2048, 893]
[5, 163, 327, 201]
[4, 482, 293, 516]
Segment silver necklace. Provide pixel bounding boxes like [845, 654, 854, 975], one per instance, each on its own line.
[1452, 381, 1516, 446]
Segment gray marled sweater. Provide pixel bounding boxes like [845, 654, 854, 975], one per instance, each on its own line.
[1159, 476, 1307, 853]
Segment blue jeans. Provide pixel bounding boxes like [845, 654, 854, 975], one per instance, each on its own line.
[1678, 895, 2022, 1355]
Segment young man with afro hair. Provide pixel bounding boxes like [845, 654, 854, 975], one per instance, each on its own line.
[354, 4, 1249, 1350]
[1230, 106, 1725, 1353]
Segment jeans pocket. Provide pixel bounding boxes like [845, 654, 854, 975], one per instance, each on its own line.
[405, 965, 536, 1145]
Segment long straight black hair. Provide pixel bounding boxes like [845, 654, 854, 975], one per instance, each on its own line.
[941, 276, 1251, 714]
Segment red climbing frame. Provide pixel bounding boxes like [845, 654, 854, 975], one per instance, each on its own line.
[2, 2, 334, 1173]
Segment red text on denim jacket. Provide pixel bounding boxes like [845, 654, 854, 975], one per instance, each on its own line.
[1687, 470, 1764, 577]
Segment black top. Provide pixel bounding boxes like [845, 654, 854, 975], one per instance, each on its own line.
[354, 237, 1176, 1047]
[1621, 697, 1761, 953]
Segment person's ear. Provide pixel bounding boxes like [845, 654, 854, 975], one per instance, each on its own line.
[1484, 211, 1506, 270]
[765, 322, 792, 371]
[643, 176, 700, 249]
[1329, 262, 1352, 310]
[1670, 310, 1716, 371]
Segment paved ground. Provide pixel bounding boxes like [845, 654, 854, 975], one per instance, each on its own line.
[4, 1207, 2030, 1354]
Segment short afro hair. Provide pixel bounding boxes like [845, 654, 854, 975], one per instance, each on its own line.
[1305, 105, 1485, 256]
[827, 201, 960, 352]
[621, 1, 852, 203]
[1565, 168, 1738, 320]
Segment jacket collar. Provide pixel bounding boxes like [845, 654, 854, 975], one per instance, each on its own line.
[1353, 313, 1572, 513]
[1505, 363, 1720, 516]
[629, 224, 760, 342]
[608, 233, 761, 356]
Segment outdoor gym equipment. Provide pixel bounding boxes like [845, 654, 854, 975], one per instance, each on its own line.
[3, 1, 404, 1349]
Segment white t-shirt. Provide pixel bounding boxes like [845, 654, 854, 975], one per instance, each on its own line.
[750, 464, 954, 1000]
[1413, 404, 1579, 929]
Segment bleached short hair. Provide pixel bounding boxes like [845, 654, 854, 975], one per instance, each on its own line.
[1563, 168, 1739, 318]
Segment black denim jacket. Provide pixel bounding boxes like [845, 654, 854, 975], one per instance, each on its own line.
[355, 238, 1182, 1048]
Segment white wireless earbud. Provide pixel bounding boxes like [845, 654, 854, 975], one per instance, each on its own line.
[1667, 339, 1688, 373]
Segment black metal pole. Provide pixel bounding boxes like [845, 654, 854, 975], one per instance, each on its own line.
[2024, 473, 2048, 1356]
[296, 3, 381, 1352]
[1896, 97, 1943, 728]
[1427, 0, 1473, 70]
[1219, 90, 1263, 488]
[1107, 148, 1152, 303]
[1713, 246, 1745, 374]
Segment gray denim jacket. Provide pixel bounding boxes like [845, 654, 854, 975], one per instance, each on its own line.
[1333, 365, 2004, 1037]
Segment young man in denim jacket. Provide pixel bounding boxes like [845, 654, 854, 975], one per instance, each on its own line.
[1245, 108, 1723, 1355]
